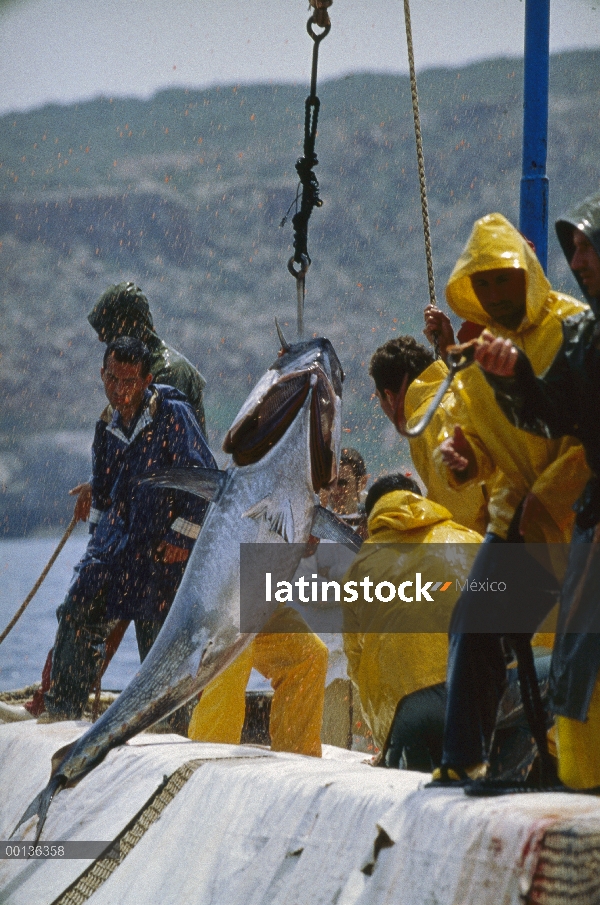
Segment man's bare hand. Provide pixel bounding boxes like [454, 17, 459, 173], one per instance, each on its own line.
[474, 330, 518, 376]
[424, 304, 455, 360]
[438, 426, 475, 477]
[156, 541, 190, 564]
[69, 482, 92, 522]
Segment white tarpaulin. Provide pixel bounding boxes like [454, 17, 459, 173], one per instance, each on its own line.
[2, 722, 600, 905]
[0, 721, 274, 905]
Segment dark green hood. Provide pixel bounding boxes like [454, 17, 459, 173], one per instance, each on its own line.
[88, 282, 158, 343]
[556, 191, 600, 311]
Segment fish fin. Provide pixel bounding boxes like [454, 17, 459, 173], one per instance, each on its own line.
[244, 496, 295, 543]
[11, 775, 65, 843]
[311, 506, 363, 552]
[139, 467, 227, 501]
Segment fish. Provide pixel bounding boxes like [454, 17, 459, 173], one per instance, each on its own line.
[13, 333, 360, 842]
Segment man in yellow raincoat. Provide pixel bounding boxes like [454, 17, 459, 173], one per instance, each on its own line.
[469, 192, 600, 789]
[342, 474, 482, 764]
[369, 336, 488, 535]
[427, 213, 589, 781]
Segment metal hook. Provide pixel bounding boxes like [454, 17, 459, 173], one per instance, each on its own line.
[396, 343, 479, 438]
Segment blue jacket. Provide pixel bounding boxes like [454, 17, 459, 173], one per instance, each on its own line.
[73, 384, 216, 620]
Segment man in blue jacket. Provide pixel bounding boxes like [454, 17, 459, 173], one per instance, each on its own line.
[43, 336, 216, 721]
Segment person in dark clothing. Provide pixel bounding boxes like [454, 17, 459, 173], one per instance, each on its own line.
[88, 281, 207, 436]
[470, 193, 600, 788]
[555, 191, 600, 309]
[41, 337, 216, 723]
[385, 652, 552, 778]
[24, 285, 211, 720]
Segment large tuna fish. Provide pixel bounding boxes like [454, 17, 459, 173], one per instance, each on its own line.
[14, 334, 359, 841]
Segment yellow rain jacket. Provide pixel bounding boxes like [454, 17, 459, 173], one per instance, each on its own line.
[438, 213, 590, 543]
[342, 490, 481, 750]
[405, 359, 489, 535]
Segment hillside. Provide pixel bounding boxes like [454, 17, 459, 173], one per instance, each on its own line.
[1, 50, 599, 535]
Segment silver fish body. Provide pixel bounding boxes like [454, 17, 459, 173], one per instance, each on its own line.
[15, 337, 345, 840]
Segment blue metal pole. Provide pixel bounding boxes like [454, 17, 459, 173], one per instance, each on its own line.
[520, 0, 550, 272]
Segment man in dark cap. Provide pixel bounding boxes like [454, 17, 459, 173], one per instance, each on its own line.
[555, 191, 600, 312]
[88, 281, 207, 436]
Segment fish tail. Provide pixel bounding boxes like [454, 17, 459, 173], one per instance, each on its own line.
[11, 775, 65, 843]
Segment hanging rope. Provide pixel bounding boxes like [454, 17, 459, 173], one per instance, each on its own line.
[402, 0, 440, 356]
[0, 516, 77, 646]
[282, 1, 332, 339]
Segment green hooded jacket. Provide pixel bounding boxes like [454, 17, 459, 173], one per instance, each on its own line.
[88, 282, 207, 436]
[475, 198, 600, 725]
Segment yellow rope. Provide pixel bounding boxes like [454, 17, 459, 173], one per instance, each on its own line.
[0, 516, 77, 646]
[403, 0, 438, 310]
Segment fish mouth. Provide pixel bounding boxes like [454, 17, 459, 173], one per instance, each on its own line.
[224, 341, 342, 491]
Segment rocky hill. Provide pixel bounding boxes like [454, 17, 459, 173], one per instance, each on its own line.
[1, 50, 599, 534]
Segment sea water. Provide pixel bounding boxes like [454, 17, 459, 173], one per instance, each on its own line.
[0, 533, 141, 692]
[0, 534, 271, 693]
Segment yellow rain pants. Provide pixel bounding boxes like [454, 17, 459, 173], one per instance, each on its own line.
[188, 605, 328, 757]
[556, 674, 600, 789]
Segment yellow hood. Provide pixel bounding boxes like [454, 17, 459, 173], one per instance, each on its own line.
[342, 493, 481, 749]
[367, 490, 453, 542]
[446, 213, 551, 331]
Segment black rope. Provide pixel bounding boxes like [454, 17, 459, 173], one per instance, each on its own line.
[508, 634, 558, 786]
[285, 16, 330, 280]
[291, 95, 321, 268]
